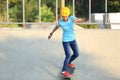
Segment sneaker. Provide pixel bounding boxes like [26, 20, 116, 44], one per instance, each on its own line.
[61, 71, 72, 77]
[68, 63, 76, 68]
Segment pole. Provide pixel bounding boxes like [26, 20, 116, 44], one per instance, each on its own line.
[56, 0, 58, 22]
[39, 0, 41, 23]
[23, 0, 26, 28]
[61, 0, 65, 8]
[73, 0, 75, 16]
[89, 0, 91, 23]
[6, 0, 9, 23]
[105, 0, 107, 24]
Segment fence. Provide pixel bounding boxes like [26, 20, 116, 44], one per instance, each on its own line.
[0, 0, 120, 29]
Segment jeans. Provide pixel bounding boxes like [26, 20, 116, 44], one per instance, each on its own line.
[62, 40, 79, 72]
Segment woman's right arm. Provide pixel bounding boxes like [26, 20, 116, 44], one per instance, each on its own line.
[48, 26, 59, 40]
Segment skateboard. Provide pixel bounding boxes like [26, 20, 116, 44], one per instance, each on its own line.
[60, 67, 76, 80]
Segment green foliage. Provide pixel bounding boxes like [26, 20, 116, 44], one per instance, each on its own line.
[75, 0, 89, 17]
[0, 0, 120, 28]
[25, 0, 39, 22]
[9, 6, 19, 21]
[41, 5, 54, 22]
[0, 0, 6, 22]
[108, 0, 120, 12]
[91, 0, 105, 13]
[66, 0, 120, 18]
[79, 24, 99, 29]
[0, 0, 6, 14]
[0, 24, 19, 28]
[9, 0, 22, 22]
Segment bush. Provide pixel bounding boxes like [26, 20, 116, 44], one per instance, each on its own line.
[79, 24, 99, 29]
[0, 24, 19, 28]
[41, 5, 54, 22]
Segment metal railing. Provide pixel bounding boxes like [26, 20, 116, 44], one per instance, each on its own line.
[0, 0, 120, 29]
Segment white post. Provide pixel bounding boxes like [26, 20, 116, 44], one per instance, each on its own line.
[89, 0, 91, 23]
[39, 0, 41, 23]
[56, 0, 58, 23]
[23, 0, 25, 23]
[22, 0, 26, 28]
[105, 0, 107, 24]
[73, 0, 75, 16]
[6, 0, 9, 23]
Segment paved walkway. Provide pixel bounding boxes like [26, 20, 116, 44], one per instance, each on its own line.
[0, 29, 120, 80]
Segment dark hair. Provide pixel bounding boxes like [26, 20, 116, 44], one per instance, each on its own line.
[69, 14, 72, 17]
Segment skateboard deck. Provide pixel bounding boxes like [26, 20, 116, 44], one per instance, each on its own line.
[60, 67, 76, 80]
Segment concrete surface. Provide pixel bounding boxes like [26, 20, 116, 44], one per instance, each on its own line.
[0, 29, 120, 80]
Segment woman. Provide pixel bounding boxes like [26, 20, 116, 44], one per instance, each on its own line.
[48, 7, 85, 77]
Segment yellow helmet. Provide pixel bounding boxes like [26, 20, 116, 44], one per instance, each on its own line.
[60, 7, 70, 16]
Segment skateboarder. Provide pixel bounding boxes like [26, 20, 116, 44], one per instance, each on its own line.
[48, 7, 85, 77]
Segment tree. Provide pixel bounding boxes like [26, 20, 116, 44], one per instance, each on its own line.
[65, 0, 89, 18]
[41, 5, 54, 22]
[91, 0, 105, 13]
[25, 0, 39, 22]
[9, 0, 23, 22]
[0, 0, 7, 22]
[108, 0, 120, 12]
[1, 0, 120, 23]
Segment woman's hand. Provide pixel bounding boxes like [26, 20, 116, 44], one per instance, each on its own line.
[48, 26, 59, 40]
[74, 17, 87, 23]
[48, 33, 53, 40]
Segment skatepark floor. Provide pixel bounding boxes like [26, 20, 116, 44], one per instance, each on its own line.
[0, 29, 120, 80]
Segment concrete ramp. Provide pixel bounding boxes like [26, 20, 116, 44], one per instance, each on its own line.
[0, 29, 120, 80]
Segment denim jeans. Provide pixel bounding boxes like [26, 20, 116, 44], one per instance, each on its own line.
[62, 40, 79, 72]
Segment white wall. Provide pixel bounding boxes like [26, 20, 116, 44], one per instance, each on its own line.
[91, 13, 120, 29]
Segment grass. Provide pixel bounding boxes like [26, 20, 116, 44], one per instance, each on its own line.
[0, 24, 20, 28]
[79, 24, 99, 29]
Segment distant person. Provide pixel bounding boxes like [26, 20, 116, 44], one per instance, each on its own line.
[48, 7, 85, 77]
